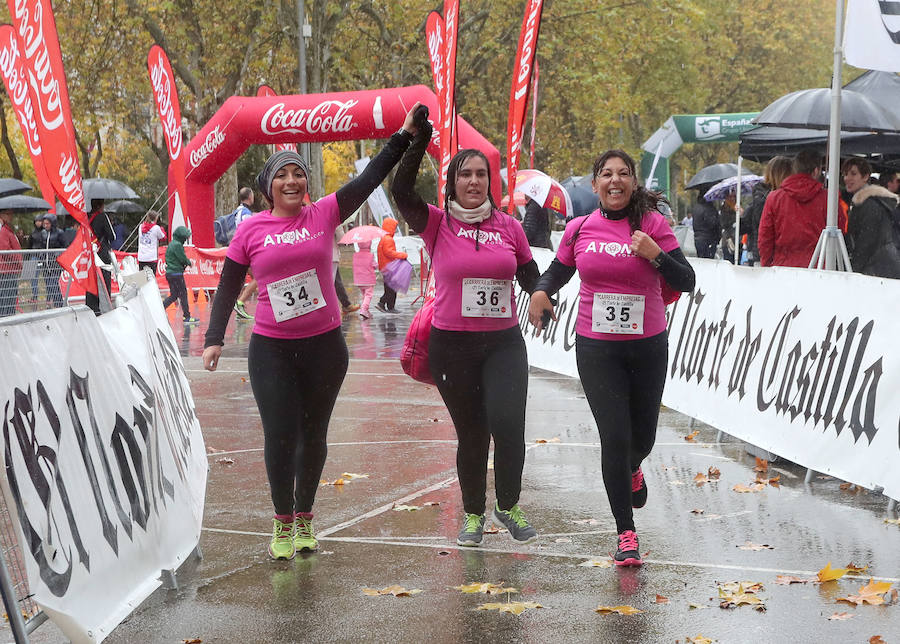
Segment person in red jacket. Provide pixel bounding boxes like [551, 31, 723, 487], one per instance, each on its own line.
[758, 149, 846, 268]
[375, 217, 407, 312]
[0, 209, 23, 317]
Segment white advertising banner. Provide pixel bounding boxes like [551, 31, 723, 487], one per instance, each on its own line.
[844, 0, 900, 73]
[0, 281, 208, 642]
[518, 254, 900, 501]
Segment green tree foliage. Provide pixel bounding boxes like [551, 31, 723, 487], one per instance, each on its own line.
[0, 0, 843, 210]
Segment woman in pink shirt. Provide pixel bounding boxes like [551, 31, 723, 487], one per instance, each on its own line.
[202, 104, 422, 560]
[391, 107, 542, 547]
[529, 150, 695, 566]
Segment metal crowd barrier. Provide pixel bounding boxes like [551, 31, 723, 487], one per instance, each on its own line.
[0, 490, 45, 642]
[0, 249, 69, 319]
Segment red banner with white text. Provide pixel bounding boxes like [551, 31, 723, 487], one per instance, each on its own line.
[148, 45, 189, 233]
[505, 0, 544, 213]
[258, 85, 297, 152]
[61, 247, 234, 298]
[7, 0, 97, 294]
[0, 25, 56, 213]
[425, 11, 447, 206]
[442, 0, 459, 164]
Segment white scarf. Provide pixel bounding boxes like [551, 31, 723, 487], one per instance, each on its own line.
[448, 198, 492, 224]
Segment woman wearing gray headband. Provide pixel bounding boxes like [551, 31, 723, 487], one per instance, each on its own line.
[202, 102, 423, 560]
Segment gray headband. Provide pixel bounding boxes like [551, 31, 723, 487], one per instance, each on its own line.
[256, 150, 311, 203]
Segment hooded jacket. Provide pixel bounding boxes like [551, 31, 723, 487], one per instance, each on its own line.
[743, 181, 771, 262]
[164, 226, 192, 273]
[847, 184, 900, 279]
[377, 218, 407, 270]
[758, 173, 845, 267]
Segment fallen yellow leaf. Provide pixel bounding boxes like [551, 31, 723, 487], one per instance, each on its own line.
[732, 483, 765, 493]
[817, 562, 849, 583]
[362, 585, 422, 597]
[693, 472, 709, 486]
[215, 457, 234, 465]
[423, 501, 440, 507]
[341, 472, 369, 480]
[476, 601, 541, 615]
[870, 636, 886, 644]
[578, 559, 613, 568]
[884, 518, 900, 526]
[775, 575, 814, 585]
[827, 612, 856, 620]
[707, 466, 721, 480]
[687, 603, 707, 610]
[392, 504, 421, 512]
[454, 582, 518, 595]
[837, 579, 893, 606]
[687, 636, 713, 644]
[183, 639, 202, 644]
[594, 605, 643, 615]
[846, 562, 869, 575]
[684, 430, 700, 442]
[319, 478, 345, 486]
[737, 542, 774, 551]
[753, 457, 768, 473]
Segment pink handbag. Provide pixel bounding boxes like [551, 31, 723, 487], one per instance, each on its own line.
[400, 296, 434, 384]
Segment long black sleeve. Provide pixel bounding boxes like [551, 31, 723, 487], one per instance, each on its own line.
[390, 122, 433, 234]
[515, 259, 541, 294]
[533, 258, 576, 296]
[655, 247, 695, 292]
[335, 130, 413, 222]
[204, 257, 249, 348]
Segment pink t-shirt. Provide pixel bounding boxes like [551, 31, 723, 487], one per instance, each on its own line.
[423, 204, 533, 332]
[227, 193, 341, 339]
[556, 209, 680, 341]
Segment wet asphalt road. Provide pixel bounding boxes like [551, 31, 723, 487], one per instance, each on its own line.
[12, 290, 900, 643]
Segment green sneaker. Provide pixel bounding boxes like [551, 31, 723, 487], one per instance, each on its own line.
[268, 518, 295, 560]
[234, 301, 253, 319]
[492, 503, 537, 544]
[293, 514, 319, 552]
[456, 513, 485, 547]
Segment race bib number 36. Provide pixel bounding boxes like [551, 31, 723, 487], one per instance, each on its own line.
[591, 292, 645, 334]
[267, 269, 326, 322]
[461, 278, 512, 318]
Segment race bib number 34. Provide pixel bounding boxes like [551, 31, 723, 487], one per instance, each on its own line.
[461, 278, 512, 318]
[267, 269, 326, 322]
[591, 292, 645, 334]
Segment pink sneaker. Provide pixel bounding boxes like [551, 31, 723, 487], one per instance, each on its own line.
[359, 309, 371, 319]
[614, 530, 642, 567]
[631, 467, 647, 508]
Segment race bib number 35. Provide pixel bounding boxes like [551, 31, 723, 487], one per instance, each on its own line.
[267, 269, 326, 322]
[591, 292, 645, 334]
[461, 278, 512, 318]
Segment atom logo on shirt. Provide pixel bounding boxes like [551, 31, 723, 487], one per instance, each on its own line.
[262, 228, 322, 247]
[456, 228, 503, 244]
[583, 241, 634, 257]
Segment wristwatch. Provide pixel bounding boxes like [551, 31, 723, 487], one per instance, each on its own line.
[649, 252, 664, 269]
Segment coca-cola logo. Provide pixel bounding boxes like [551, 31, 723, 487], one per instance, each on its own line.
[261, 100, 358, 137]
[11, 1, 65, 132]
[189, 126, 225, 168]
[149, 52, 182, 161]
[0, 29, 40, 155]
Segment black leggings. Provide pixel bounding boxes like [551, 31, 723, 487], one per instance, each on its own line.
[576, 332, 668, 533]
[248, 327, 349, 515]
[163, 273, 190, 319]
[429, 325, 528, 515]
[379, 284, 397, 310]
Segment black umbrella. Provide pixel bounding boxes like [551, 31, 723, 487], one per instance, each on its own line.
[685, 163, 740, 189]
[83, 177, 139, 201]
[0, 194, 51, 213]
[105, 199, 145, 214]
[752, 88, 900, 133]
[560, 176, 598, 217]
[0, 178, 32, 198]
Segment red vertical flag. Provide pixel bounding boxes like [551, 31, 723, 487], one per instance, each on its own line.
[148, 45, 189, 233]
[425, 11, 447, 206]
[7, 0, 98, 294]
[505, 0, 544, 213]
[258, 85, 297, 152]
[442, 0, 459, 160]
[0, 25, 56, 213]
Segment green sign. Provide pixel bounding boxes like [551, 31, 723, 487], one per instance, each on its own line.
[672, 113, 759, 143]
[640, 153, 670, 195]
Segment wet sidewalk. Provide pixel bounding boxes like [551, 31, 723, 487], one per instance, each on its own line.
[16, 291, 900, 643]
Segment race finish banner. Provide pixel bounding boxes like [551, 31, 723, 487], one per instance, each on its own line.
[639, 112, 759, 197]
[517, 251, 900, 501]
[0, 280, 208, 642]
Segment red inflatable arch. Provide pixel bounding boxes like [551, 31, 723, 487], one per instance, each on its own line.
[172, 85, 501, 247]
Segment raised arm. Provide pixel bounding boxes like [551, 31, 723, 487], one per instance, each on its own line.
[390, 108, 433, 235]
[335, 103, 423, 222]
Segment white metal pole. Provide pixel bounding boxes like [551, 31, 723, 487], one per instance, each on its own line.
[735, 156, 743, 265]
[823, 0, 845, 270]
